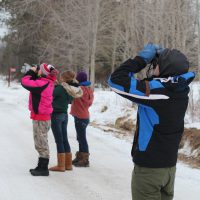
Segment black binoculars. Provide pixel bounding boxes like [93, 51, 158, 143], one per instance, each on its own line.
[34, 64, 40, 72]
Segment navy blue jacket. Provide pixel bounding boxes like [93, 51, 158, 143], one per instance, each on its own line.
[108, 56, 195, 168]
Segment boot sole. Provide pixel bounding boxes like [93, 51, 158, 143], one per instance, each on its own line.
[30, 171, 49, 176]
[65, 167, 73, 170]
[31, 173, 49, 176]
[49, 167, 65, 172]
[73, 164, 89, 167]
[49, 169, 65, 172]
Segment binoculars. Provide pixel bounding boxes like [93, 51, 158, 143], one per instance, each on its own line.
[146, 49, 163, 78]
[35, 65, 40, 71]
[151, 48, 163, 69]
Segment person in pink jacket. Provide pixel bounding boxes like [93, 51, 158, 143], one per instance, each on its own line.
[21, 63, 58, 176]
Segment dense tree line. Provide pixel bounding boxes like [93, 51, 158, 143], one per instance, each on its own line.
[0, 0, 199, 83]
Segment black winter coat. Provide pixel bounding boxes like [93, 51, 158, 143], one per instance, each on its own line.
[108, 56, 195, 168]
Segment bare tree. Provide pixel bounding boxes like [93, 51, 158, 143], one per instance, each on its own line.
[0, 0, 198, 81]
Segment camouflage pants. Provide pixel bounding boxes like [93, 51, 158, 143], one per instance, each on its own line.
[32, 120, 51, 158]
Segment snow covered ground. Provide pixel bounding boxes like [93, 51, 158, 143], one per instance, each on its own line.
[0, 79, 200, 200]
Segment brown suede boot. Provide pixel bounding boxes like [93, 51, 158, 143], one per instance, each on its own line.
[73, 152, 90, 167]
[72, 151, 82, 165]
[65, 153, 73, 170]
[49, 153, 65, 172]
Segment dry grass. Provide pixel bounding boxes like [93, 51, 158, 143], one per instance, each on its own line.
[179, 128, 200, 168]
[115, 116, 134, 131]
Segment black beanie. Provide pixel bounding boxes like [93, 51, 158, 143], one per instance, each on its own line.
[158, 48, 189, 77]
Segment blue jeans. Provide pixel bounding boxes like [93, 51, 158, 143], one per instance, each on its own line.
[51, 113, 71, 153]
[74, 117, 89, 153]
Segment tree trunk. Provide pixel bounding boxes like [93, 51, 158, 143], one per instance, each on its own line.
[89, 0, 100, 86]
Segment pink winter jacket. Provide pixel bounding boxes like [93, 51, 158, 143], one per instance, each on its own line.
[21, 70, 56, 120]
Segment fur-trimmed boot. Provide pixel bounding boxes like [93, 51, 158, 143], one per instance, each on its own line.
[65, 153, 73, 170]
[73, 152, 90, 167]
[72, 151, 81, 165]
[30, 157, 49, 176]
[49, 153, 65, 172]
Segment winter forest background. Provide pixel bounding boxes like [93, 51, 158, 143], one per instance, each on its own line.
[1, 0, 200, 84]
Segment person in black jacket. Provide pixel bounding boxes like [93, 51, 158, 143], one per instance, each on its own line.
[108, 44, 195, 200]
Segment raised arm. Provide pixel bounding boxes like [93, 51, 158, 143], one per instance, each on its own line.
[61, 82, 83, 98]
[108, 44, 169, 106]
[21, 69, 49, 93]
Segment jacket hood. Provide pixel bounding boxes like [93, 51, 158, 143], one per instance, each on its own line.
[80, 81, 91, 87]
[158, 49, 189, 77]
[155, 72, 195, 93]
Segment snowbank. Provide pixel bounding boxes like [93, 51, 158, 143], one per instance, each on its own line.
[90, 90, 137, 126]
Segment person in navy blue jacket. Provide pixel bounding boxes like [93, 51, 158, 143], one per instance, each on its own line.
[108, 44, 195, 200]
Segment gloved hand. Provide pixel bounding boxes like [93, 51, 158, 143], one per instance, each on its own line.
[138, 43, 162, 64]
[30, 66, 38, 72]
[21, 63, 32, 73]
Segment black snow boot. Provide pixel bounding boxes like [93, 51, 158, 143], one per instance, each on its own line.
[30, 157, 49, 176]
